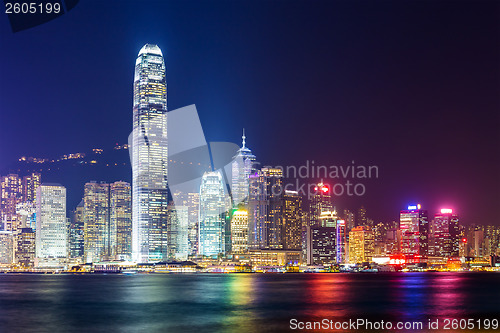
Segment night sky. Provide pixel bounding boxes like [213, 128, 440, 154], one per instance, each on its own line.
[0, 0, 499, 225]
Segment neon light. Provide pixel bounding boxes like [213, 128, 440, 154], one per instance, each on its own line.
[417, 204, 421, 209]
[321, 186, 328, 193]
[462, 238, 467, 243]
[441, 208, 453, 214]
[408, 205, 417, 210]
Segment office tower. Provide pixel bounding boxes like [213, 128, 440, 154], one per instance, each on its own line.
[336, 219, 347, 264]
[187, 192, 200, 256]
[36, 184, 67, 263]
[0, 174, 23, 231]
[309, 183, 332, 226]
[0, 231, 13, 264]
[22, 173, 41, 204]
[306, 225, 336, 265]
[400, 205, 429, 257]
[431, 209, 459, 258]
[348, 226, 374, 264]
[15, 228, 35, 268]
[248, 168, 283, 249]
[357, 206, 367, 227]
[231, 209, 249, 254]
[111, 181, 132, 259]
[231, 130, 257, 206]
[83, 182, 110, 263]
[167, 203, 189, 260]
[83, 181, 132, 263]
[69, 201, 84, 259]
[343, 209, 355, 231]
[199, 171, 228, 256]
[282, 190, 302, 250]
[131, 44, 168, 262]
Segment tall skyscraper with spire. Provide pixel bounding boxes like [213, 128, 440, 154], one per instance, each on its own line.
[131, 44, 168, 262]
[231, 129, 256, 207]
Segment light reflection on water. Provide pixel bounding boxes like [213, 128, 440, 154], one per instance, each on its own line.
[0, 272, 498, 332]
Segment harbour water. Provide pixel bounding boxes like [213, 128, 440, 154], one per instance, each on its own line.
[0, 272, 498, 332]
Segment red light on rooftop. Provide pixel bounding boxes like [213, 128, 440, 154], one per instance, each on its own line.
[462, 238, 467, 243]
[321, 186, 328, 193]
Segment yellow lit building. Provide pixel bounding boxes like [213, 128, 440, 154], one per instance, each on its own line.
[348, 226, 374, 264]
[231, 209, 248, 254]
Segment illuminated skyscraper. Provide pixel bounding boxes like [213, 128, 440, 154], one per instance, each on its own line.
[348, 226, 374, 264]
[306, 210, 337, 265]
[199, 171, 228, 256]
[231, 130, 257, 206]
[309, 183, 332, 226]
[111, 181, 132, 260]
[22, 173, 41, 204]
[15, 228, 35, 268]
[167, 203, 189, 260]
[431, 209, 459, 257]
[83, 181, 132, 263]
[231, 209, 249, 254]
[400, 204, 429, 257]
[0, 231, 13, 264]
[248, 168, 283, 249]
[35, 184, 67, 263]
[0, 174, 23, 231]
[336, 219, 347, 263]
[187, 192, 200, 256]
[69, 200, 84, 259]
[357, 206, 367, 227]
[131, 44, 168, 262]
[282, 190, 303, 250]
[83, 182, 110, 263]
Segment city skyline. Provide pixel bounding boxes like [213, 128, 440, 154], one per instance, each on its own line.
[0, 1, 498, 227]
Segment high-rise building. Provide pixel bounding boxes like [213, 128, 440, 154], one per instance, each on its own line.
[83, 182, 110, 263]
[199, 171, 228, 256]
[357, 206, 367, 227]
[35, 184, 67, 263]
[0, 174, 23, 232]
[309, 183, 332, 226]
[167, 203, 189, 260]
[343, 209, 355, 231]
[231, 130, 257, 207]
[306, 223, 336, 265]
[69, 201, 84, 259]
[282, 190, 303, 250]
[111, 181, 132, 260]
[131, 44, 168, 263]
[15, 228, 35, 268]
[348, 226, 374, 264]
[0, 231, 13, 264]
[400, 204, 429, 257]
[431, 209, 459, 258]
[22, 173, 41, 204]
[336, 219, 347, 264]
[83, 181, 132, 263]
[231, 209, 249, 254]
[248, 168, 283, 249]
[187, 192, 200, 256]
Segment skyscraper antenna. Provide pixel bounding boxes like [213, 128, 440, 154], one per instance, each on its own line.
[242, 128, 246, 148]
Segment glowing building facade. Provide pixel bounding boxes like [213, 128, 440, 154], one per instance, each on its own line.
[248, 168, 283, 250]
[199, 171, 228, 256]
[348, 225, 374, 264]
[35, 184, 67, 261]
[231, 130, 256, 207]
[131, 44, 168, 262]
[400, 205, 429, 257]
[309, 183, 332, 227]
[431, 209, 459, 257]
[231, 209, 249, 254]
